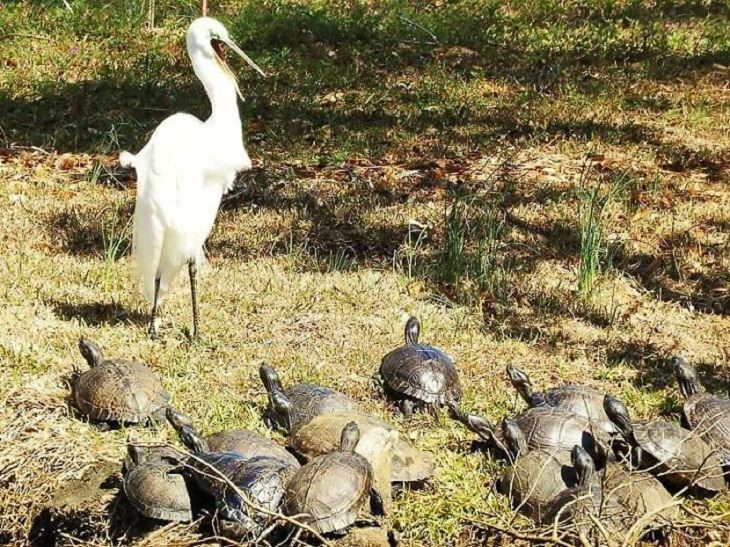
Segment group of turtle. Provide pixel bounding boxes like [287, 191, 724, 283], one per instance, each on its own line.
[447, 359, 730, 541]
[68, 317, 458, 544]
[67, 316, 730, 544]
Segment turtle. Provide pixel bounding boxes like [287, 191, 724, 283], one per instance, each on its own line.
[123, 444, 193, 522]
[450, 403, 611, 468]
[259, 363, 361, 431]
[71, 338, 170, 427]
[377, 316, 462, 417]
[287, 412, 434, 484]
[673, 356, 730, 467]
[282, 422, 391, 535]
[123, 442, 183, 473]
[600, 460, 679, 530]
[165, 408, 299, 467]
[604, 395, 726, 493]
[167, 408, 298, 536]
[497, 418, 578, 523]
[506, 364, 618, 435]
[512, 406, 612, 468]
[544, 445, 630, 537]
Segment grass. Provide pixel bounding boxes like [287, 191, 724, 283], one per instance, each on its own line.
[1, 0, 730, 545]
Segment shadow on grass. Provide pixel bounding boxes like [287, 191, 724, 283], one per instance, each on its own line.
[51, 301, 147, 327]
[48, 199, 134, 258]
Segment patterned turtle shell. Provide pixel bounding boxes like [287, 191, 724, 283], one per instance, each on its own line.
[73, 339, 169, 424]
[380, 316, 462, 406]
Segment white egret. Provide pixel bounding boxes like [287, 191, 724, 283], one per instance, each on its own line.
[120, 17, 265, 340]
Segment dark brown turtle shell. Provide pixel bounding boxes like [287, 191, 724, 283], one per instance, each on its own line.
[73, 339, 169, 424]
[545, 447, 631, 539]
[379, 316, 462, 406]
[537, 386, 617, 435]
[632, 421, 726, 492]
[167, 409, 297, 533]
[259, 363, 361, 430]
[279, 384, 361, 429]
[601, 464, 679, 527]
[283, 450, 372, 534]
[206, 429, 300, 468]
[513, 407, 611, 468]
[674, 356, 730, 466]
[506, 365, 618, 436]
[123, 445, 192, 522]
[498, 448, 576, 523]
[189, 452, 297, 531]
[683, 393, 730, 466]
[288, 412, 434, 483]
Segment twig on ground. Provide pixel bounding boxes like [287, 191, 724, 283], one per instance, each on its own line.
[465, 517, 575, 547]
[397, 16, 439, 46]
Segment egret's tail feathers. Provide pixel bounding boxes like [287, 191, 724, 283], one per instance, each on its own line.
[120, 151, 136, 169]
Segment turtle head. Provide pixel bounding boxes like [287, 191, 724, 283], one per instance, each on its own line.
[270, 389, 295, 430]
[165, 408, 195, 429]
[603, 395, 635, 443]
[571, 445, 595, 488]
[448, 402, 505, 453]
[404, 316, 420, 345]
[340, 421, 361, 452]
[126, 444, 145, 468]
[78, 338, 103, 367]
[506, 365, 538, 407]
[166, 408, 209, 453]
[672, 356, 701, 399]
[501, 418, 528, 461]
[259, 362, 284, 394]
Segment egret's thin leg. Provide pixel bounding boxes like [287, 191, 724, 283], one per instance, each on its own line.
[188, 261, 199, 340]
[147, 277, 160, 339]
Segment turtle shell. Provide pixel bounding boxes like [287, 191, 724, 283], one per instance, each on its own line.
[74, 359, 169, 423]
[498, 449, 576, 523]
[602, 464, 679, 526]
[283, 451, 372, 534]
[380, 345, 462, 405]
[633, 420, 727, 492]
[228, 456, 298, 512]
[288, 413, 433, 483]
[268, 384, 361, 430]
[513, 407, 610, 467]
[206, 429, 300, 468]
[124, 458, 192, 522]
[189, 452, 297, 527]
[541, 385, 618, 435]
[684, 393, 730, 466]
[548, 480, 631, 538]
[123, 444, 182, 473]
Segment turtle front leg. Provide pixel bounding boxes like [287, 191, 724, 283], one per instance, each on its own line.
[399, 399, 415, 418]
[428, 403, 441, 422]
[217, 501, 261, 538]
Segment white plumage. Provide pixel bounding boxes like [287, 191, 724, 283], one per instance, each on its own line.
[120, 17, 264, 339]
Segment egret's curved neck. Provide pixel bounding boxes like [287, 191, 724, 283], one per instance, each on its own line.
[190, 50, 241, 130]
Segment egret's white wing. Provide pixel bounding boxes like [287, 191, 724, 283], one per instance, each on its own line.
[132, 113, 206, 302]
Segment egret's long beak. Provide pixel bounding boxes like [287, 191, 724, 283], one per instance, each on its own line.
[223, 38, 266, 78]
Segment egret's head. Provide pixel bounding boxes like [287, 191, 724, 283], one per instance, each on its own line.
[186, 17, 265, 98]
